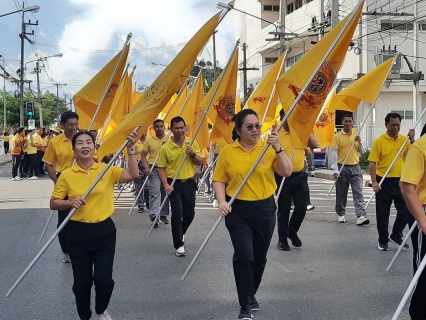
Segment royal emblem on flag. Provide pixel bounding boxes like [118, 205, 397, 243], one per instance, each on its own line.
[253, 97, 267, 104]
[214, 95, 236, 126]
[106, 83, 119, 98]
[315, 109, 335, 128]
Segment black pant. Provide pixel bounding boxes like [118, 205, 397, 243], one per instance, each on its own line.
[275, 172, 309, 242]
[409, 208, 426, 320]
[68, 218, 116, 320]
[28, 153, 40, 177]
[20, 152, 29, 176]
[37, 150, 45, 174]
[375, 176, 409, 244]
[168, 178, 197, 249]
[4, 142, 9, 154]
[12, 154, 22, 178]
[56, 172, 70, 254]
[225, 196, 276, 307]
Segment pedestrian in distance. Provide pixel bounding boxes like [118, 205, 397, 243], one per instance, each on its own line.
[213, 109, 293, 320]
[3, 131, 10, 154]
[10, 127, 26, 181]
[50, 130, 139, 320]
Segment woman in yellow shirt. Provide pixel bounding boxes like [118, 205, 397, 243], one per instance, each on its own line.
[50, 130, 139, 320]
[212, 109, 292, 320]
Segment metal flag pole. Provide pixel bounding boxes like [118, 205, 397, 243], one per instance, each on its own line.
[274, 150, 295, 205]
[327, 104, 374, 196]
[181, 0, 365, 281]
[386, 221, 417, 272]
[38, 210, 55, 242]
[128, 72, 202, 216]
[147, 42, 240, 238]
[196, 156, 219, 195]
[391, 250, 426, 320]
[364, 107, 426, 210]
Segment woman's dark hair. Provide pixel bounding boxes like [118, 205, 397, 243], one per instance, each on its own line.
[24, 129, 29, 135]
[231, 109, 258, 141]
[72, 130, 95, 149]
[60, 111, 79, 124]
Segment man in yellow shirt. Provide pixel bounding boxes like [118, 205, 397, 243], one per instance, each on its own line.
[368, 112, 414, 251]
[34, 128, 47, 175]
[332, 114, 369, 225]
[400, 133, 426, 319]
[141, 119, 170, 225]
[42, 111, 79, 263]
[26, 126, 41, 179]
[158, 116, 203, 257]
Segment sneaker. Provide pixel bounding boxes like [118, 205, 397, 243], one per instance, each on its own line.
[62, 253, 71, 263]
[160, 216, 170, 224]
[277, 240, 291, 251]
[150, 217, 159, 228]
[338, 215, 345, 223]
[288, 233, 302, 247]
[307, 204, 315, 211]
[251, 297, 259, 311]
[238, 305, 253, 319]
[97, 309, 113, 320]
[204, 192, 211, 198]
[29, 176, 38, 180]
[389, 234, 410, 250]
[378, 242, 389, 251]
[176, 246, 186, 257]
[356, 216, 370, 226]
[138, 208, 145, 213]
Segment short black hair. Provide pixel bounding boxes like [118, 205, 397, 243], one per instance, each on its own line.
[4, 131, 7, 136]
[153, 119, 164, 126]
[341, 114, 353, 121]
[60, 111, 79, 124]
[170, 116, 186, 129]
[17, 127, 24, 134]
[385, 112, 401, 124]
[72, 130, 95, 149]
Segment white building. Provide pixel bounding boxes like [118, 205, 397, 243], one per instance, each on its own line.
[236, 0, 426, 147]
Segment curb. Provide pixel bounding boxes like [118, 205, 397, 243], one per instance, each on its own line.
[0, 159, 12, 167]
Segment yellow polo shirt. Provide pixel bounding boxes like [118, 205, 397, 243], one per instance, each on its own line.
[213, 140, 278, 201]
[52, 162, 123, 223]
[158, 136, 201, 179]
[42, 133, 75, 173]
[279, 130, 305, 173]
[401, 135, 426, 204]
[33, 133, 47, 147]
[4, 135, 9, 142]
[11, 135, 23, 155]
[368, 133, 411, 177]
[331, 129, 361, 165]
[143, 135, 168, 165]
[27, 134, 38, 155]
[134, 140, 144, 161]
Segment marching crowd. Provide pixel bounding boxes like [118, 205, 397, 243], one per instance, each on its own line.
[4, 108, 426, 320]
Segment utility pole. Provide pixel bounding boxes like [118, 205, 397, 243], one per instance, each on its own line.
[279, 0, 286, 53]
[413, 0, 420, 127]
[54, 83, 67, 122]
[331, 0, 339, 27]
[35, 61, 43, 127]
[238, 43, 259, 103]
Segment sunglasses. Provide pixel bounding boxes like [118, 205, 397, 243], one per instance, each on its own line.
[245, 123, 261, 131]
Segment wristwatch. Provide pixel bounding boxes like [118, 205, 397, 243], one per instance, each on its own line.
[275, 147, 284, 154]
[190, 153, 196, 158]
[127, 149, 136, 155]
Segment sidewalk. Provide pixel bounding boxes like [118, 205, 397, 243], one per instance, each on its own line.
[314, 168, 373, 186]
[0, 154, 12, 166]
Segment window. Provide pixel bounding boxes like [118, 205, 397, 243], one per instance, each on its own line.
[295, 0, 303, 10]
[420, 24, 426, 30]
[381, 21, 413, 31]
[286, 53, 303, 68]
[263, 5, 279, 11]
[390, 110, 413, 120]
[287, 2, 294, 14]
[265, 57, 279, 64]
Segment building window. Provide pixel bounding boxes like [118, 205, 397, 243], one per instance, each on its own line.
[265, 57, 279, 64]
[286, 53, 303, 68]
[263, 5, 280, 11]
[420, 24, 426, 30]
[287, 2, 294, 14]
[295, 0, 303, 10]
[390, 110, 414, 120]
[381, 21, 413, 31]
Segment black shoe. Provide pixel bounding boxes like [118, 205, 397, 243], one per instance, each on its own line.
[251, 297, 259, 311]
[238, 305, 253, 319]
[160, 216, 170, 224]
[150, 217, 159, 228]
[138, 208, 144, 213]
[389, 234, 409, 249]
[289, 233, 302, 247]
[277, 240, 291, 251]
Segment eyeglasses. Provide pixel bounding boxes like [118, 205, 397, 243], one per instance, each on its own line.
[245, 123, 261, 131]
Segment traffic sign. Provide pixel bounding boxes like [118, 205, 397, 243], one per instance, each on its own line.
[28, 119, 35, 127]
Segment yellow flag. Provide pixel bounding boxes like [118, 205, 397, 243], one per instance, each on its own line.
[97, 12, 221, 160]
[328, 56, 395, 112]
[190, 74, 209, 149]
[109, 72, 131, 129]
[199, 47, 238, 147]
[235, 94, 241, 114]
[276, 2, 364, 149]
[74, 45, 130, 130]
[244, 51, 286, 122]
[164, 86, 190, 124]
[313, 86, 337, 149]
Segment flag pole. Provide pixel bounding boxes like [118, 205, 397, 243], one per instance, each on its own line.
[197, 156, 219, 195]
[327, 54, 397, 196]
[127, 72, 202, 215]
[274, 150, 295, 205]
[147, 42, 240, 237]
[386, 221, 417, 272]
[260, 50, 287, 126]
[87, 33, 132, 131]
[181, 0, 365, 281]
[391, 250, 426, 320]
[364, 107, 426, 210]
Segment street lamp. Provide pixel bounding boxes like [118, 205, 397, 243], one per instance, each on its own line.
[0, 5, 40, 18]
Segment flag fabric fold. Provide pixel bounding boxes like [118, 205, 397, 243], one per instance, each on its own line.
[313, 86, 337, 149]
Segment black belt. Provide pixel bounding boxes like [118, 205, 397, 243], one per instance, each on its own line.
[338, 163, 358, 167]
[168, 178, 193, 183]
[291, 170, 304, 176]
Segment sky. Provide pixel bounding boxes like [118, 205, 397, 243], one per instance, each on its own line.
[0, 0, 239, 101]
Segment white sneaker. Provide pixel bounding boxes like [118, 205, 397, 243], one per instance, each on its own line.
[97, 310, 113, 320]
[12, 177, 22, 181]
[176, 246, 186, 257]
[338, 215, 345, 223]
[29, 176, 38, 180]
[357, 216, 370, 226]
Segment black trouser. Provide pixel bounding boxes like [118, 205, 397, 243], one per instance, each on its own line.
[56, 172, 70, 254]
[20, 152, 29, 176]
[28, 153, 40, 177]
[409, 207, 426, 320]
[68, 218, 116, 320]
[275, 171, 309, 242]
[4, 142, 9, 154]
[167, 178, 197, 249]
[375, 175, 409, 244]
[12, 154, 22, 178]
[225, 195, 276, 307]
[37, 150, 45, 174]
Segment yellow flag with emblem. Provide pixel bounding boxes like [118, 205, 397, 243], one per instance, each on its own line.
[276, 2, 364, 149]
[97, 12, 221, 160]
[74, 45, 130, 130]
[313, 85, 337, 149]
[190, 74, 209, 149]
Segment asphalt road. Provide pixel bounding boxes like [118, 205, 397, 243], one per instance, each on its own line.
[0, 162, 412, 320]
